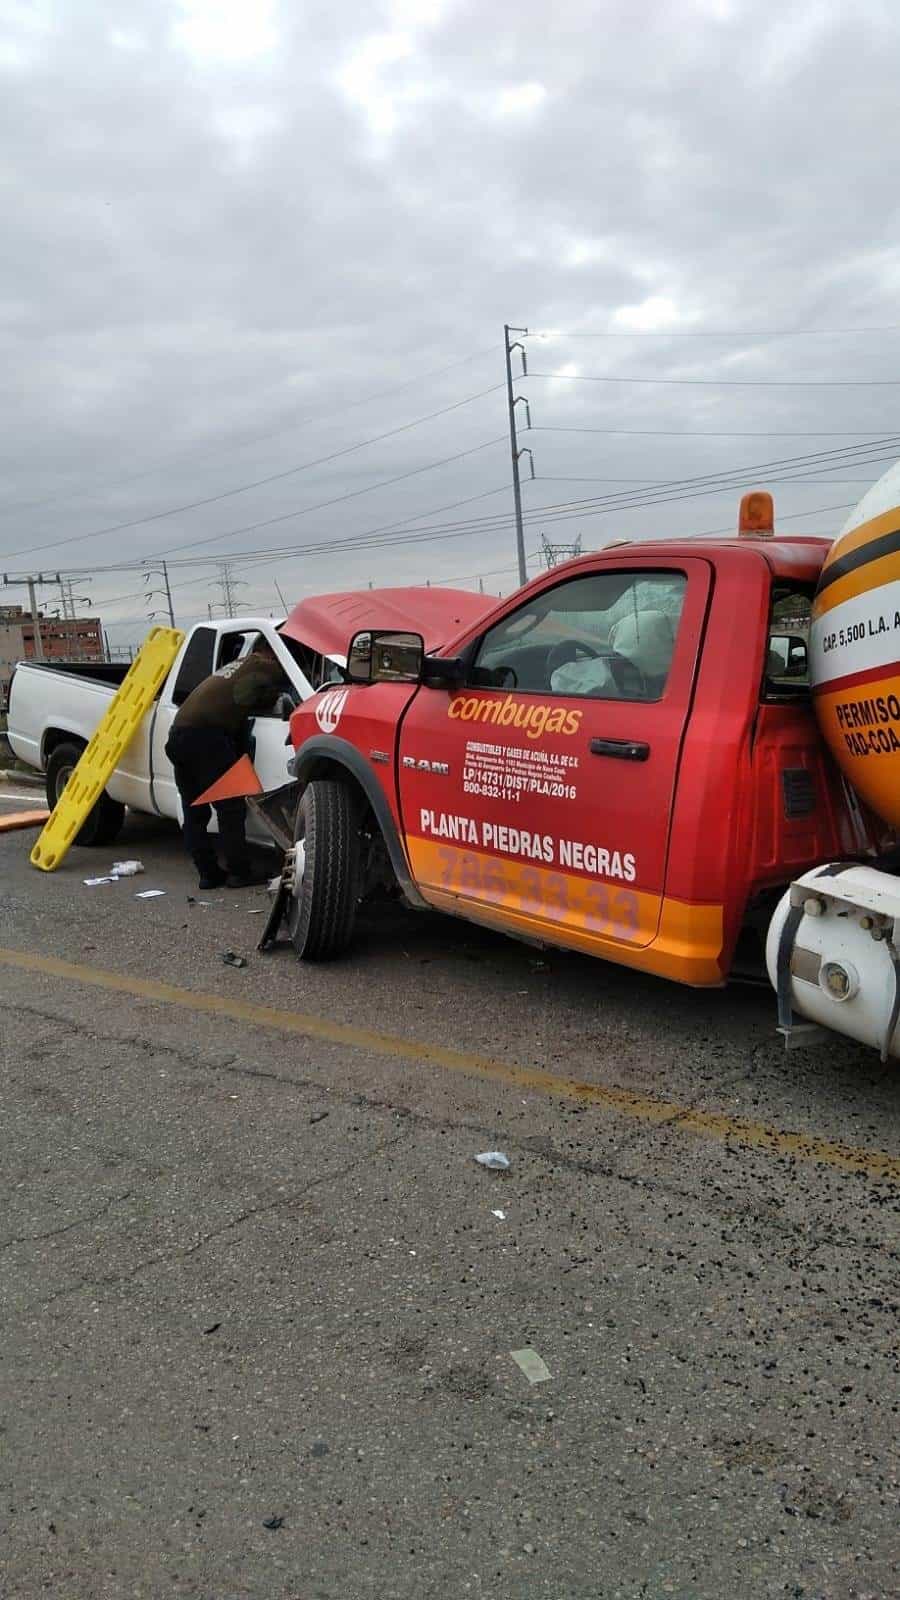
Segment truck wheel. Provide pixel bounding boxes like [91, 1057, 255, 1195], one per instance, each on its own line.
[288, 779, 360, 961]
[46, 741, 126, 848]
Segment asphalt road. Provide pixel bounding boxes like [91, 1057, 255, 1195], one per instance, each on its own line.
[1, 790, 898, 1600]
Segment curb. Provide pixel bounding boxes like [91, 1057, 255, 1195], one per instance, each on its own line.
[0, 769, 45, 790]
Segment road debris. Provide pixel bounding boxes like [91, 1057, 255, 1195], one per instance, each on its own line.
[310, 1110, 329, 1124]
[221, 951, 248, 969]
[111, 860, 144, 876]
[262, 1515, 285, 1531]
[491, 1208, 506, 1219]
[510, 1348, 552, 1385]
[135, 889, 166, 899]
[474, 1150, 510, 1170]
[84, 876, 117, 886]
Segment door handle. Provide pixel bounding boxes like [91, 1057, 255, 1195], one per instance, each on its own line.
[589, 737, 650, 762]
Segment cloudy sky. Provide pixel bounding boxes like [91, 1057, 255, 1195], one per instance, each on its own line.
[3, 0, 900, 646]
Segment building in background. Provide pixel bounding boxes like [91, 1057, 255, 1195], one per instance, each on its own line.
[0, 604, 105, 711]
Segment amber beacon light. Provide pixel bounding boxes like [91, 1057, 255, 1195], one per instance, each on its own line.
[738, 490, 775, 537]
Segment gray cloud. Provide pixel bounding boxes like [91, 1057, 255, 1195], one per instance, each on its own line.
[3, 0, 900, 639]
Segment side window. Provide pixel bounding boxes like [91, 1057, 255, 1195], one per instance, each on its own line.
[764, 588, 811, 698]
[216, 632, 246, 671]
[171, 627, 217, 705]
[470, 570, 687, 702]
[215, 631, 258, 674]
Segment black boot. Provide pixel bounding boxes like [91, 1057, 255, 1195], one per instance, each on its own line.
[195, 856, 227, 891]
[225, 866, 271, 889]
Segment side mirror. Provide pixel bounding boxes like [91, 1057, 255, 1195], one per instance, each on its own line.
[346, 630, 425, 685]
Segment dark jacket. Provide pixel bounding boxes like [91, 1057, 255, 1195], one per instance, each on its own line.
[171, 654, 284, 737]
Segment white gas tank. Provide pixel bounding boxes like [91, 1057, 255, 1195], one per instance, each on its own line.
[766, 864, 900, 1059]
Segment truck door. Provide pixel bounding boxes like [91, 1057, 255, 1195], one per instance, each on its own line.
[397, 559, 711, 956]
[150, 625, 218, 818]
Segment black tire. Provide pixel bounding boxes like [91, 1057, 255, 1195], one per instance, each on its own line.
[45, 741, 126, 848]
[288, 779, 360, 961]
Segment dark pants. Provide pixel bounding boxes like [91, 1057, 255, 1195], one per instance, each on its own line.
[165, 726, 250, 879]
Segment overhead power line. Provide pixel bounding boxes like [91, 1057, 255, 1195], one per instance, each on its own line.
[528, 325, 900, 339]
[140, 437, 507, 563]
[169, 492, 858, 594]
[533, 426, 900, 437]
[90, 485, 865, 621]
[118, 432, 900, 569]
[212, 444, 899, 559]
[537, 475, 877, 485]
[0, 343, 498, 520]
[36, 437, 892, 588]
[2, 385, 506, 562]
[48, 448, 888, 585]
[152, 435, 900, 558]
[530, 370, 900, 387]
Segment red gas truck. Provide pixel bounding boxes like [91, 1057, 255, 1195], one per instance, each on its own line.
[260, 466, 900, 1063]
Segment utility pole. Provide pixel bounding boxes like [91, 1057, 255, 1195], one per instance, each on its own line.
[504, 324, 534, 586]
[1, 571, 52, 660]
[26, 577, 44, 660]
[143, 559, 176, 627]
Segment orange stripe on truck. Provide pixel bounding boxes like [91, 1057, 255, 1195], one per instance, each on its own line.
[407, 837, 725, 986]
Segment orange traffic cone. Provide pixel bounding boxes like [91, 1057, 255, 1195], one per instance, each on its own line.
[192, 755, 264, 807]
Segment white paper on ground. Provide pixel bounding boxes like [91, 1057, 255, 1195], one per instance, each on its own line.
[135, 889, 166, 899]
[510, 1348, 552, 1385]
[84, 877, 117, 886]
[474, 1151, 510, 1170]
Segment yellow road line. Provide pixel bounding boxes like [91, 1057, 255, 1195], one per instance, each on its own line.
[1, 945, 897, 1183]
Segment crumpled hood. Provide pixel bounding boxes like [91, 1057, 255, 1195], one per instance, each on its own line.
[279, 586, 494, 660]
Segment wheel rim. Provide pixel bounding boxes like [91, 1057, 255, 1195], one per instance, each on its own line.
[55, 763, 74, 803]
[286, 830, 308, 952]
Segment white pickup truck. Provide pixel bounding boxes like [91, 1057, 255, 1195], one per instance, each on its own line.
[6, 615, 343, 847]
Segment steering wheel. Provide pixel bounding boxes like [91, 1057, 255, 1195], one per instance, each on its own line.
[474, 661, 517, 688]
[546, 638, 602, 678]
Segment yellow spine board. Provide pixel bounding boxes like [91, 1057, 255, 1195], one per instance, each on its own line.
[30, 626, 185, 873]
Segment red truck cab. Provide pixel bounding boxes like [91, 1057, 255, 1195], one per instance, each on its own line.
[283, 535, 879, 981]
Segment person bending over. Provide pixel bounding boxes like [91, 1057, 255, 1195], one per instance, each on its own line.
[165, 639, 285, 889]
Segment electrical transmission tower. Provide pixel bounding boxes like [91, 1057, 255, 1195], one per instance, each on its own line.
[540, 533, 582, 568]
[55, 576, 93, 659]
[216, 563, 242, 619]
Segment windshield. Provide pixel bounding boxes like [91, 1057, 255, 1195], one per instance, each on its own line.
[277, 631, 345, 690]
